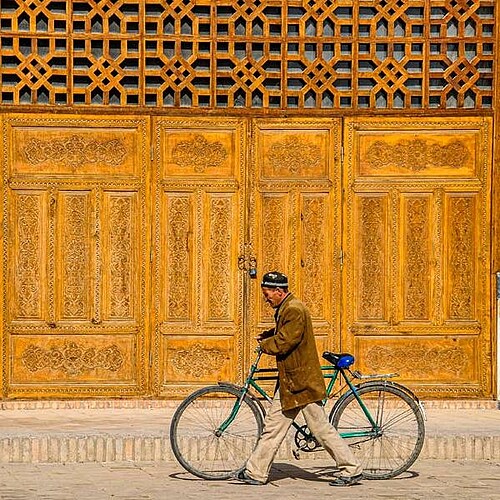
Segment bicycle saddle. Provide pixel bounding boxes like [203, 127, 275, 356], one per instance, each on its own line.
[322, 351, 355, 368]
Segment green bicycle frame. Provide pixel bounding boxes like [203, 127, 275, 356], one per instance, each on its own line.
[217, 349, 380, 439]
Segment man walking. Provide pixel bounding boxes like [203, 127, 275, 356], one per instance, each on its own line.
[231, 271, 363, 487]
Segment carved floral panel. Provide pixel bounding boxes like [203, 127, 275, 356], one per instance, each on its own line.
[162, 130, 235, 179]
[300, 194, 330, 320]
[12, 192, 46, 320]
[357, 336, 476, 383]
[163, 193, 193, 322]
[206, 195, 234, 322]
[11, 335, 135, 383]
[447, 195, 476, 321]
[358, 131, 478, 178]
[59, 192, 91, 320]
[356, 195, 387, 321]
[163, 338, 232, 385]
[10, 127, 137, 177]
[259, 130, 329, 179]
[102, 193, 137, 321]
[402, 196, 432, 321]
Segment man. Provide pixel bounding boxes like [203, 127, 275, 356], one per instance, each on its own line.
[231, 271, 363, 487]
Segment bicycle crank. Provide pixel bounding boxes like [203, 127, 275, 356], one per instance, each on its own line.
[293, 425, 321, 457]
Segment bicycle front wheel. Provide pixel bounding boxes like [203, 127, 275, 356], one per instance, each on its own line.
[330, 383, 425, 480]
[169, 385, 264, 480]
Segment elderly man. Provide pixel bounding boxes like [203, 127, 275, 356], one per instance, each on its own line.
[231, 271, 363, 487]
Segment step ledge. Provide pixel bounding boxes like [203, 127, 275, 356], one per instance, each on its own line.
[1, 399, 498, 411]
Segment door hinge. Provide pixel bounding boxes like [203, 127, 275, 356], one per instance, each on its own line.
[150, 146, 154, 161]
[339, 249, 344, 269]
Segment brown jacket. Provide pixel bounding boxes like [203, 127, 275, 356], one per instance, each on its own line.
[259, 293, 326, 411]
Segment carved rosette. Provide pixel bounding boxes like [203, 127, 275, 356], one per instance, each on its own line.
[170, 343, 227, 378]
[62, 195, 88, 318]
[366, 139, 471, 171]
[404, 198, 430, 320]
[110, 197, 133, 318]
[16, 195, 42, 318]
[171, 134, 228, 173]
[449, 198, 474, 319]
[365, 344, 468, 377]
[359, 198, 384, 319]
[167, 197, 190, 319]
[267, 137, 322, 174]
[209, 198, 231, 320]
[21, 342, 124, 376]
[22, 135, 127, 169]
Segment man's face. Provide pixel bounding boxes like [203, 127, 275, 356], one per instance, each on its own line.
[261, 287, 286, 308]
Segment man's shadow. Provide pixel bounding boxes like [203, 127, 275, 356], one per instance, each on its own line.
[268, 462, 419, 484]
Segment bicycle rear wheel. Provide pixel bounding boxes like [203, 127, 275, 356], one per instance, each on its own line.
[330, 383, 425, 480]
[169, 385, 264, 480]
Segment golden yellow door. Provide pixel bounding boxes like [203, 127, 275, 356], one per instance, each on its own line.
[343, 116, 493, 398]
[248, 118, 343, 367]
[152, 117, 247, 396]
[2, 113, 150, 398]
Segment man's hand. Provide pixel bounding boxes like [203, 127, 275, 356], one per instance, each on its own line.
[255, 328, 275, 342]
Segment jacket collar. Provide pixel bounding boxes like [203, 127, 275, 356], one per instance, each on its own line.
[274, 293, 293, 323]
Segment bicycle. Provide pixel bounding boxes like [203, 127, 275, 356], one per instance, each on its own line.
[169, 348, 426, 481]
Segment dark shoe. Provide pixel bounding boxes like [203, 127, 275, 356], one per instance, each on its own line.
[229, 469, 265, 486]
[329, 473, 363, 487]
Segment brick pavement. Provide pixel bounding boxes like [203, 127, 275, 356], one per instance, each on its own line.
[0, 459, 499, 500]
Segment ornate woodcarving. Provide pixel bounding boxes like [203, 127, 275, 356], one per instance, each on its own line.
[359, 197, 385, 320]
[261, 196, 286, 276]
[302, 196, 326, 318]
[208, 197, 231, 320]
[109, 196, 133, 319]
[21, 342, 124, 375]
[170, 343, 227, 379]
[22, 136, 127, 169]
[267, 137, 322, 174]
[166, 196, 191, 320]
[366, 139, 471, 171]
[15, 194, 42, 319]
[62, 194, 89, 319]
[404, 198, 430, 320]
[172, 135, 228, 173]
[449, 197, 475, 320]
[364, 344, 468, 377]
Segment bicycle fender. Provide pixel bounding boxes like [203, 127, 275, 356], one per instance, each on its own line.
[354, 379, 422, 404]
[216, 382, 267, 419]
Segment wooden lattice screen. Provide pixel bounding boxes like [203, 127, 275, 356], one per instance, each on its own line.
[0, 0, 496, 110]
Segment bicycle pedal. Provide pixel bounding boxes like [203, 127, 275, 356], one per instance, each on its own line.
[292, 449, 300, 460]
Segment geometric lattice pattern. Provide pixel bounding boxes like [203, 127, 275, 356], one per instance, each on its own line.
[0, 0, 496, 109]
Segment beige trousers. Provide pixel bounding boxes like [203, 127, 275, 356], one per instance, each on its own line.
[245, 393, 362, 483]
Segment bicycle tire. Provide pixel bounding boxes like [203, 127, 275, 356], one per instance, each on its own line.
[170, 385, 264, 480]
[330, 383, 425, 480]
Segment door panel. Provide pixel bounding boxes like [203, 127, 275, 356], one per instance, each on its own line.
[344, 117, 493, 398]
[3, 114, 150, 397]
[249, 119, 342, 367]
[152, 118, 246, 396]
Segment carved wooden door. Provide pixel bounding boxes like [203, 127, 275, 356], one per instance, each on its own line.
[2, 114, 150, 398]
[248, 118, 343, 367]
[343, 116, 493, 398]
[152, 117, 247, 396]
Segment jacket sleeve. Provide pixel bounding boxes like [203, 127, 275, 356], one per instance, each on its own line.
[259, 305, 304, 356]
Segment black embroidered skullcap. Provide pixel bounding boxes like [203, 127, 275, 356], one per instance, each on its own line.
[261, 271, 288, 288]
